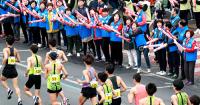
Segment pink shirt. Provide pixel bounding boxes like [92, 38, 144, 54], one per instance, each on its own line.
[134, 84, 148, 105]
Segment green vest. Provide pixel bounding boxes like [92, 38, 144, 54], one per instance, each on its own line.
[103, 84, 112, 105]
[176, 92, 188, 105]
[146, 96, 155, 105]
[28, 55, 42, 75]
[47, 63, 61, 91]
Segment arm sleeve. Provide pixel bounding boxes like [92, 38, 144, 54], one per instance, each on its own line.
[137, 15, 146, 26]
[185, 41, 197, 52]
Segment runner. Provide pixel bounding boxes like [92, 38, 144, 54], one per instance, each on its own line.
[139, 83, 165, 105]
[1, 35, 23, 105]
[44, 52, 68, 105]
[128, 73, 147, 105]
[105, 63, 127, 105]
[44, 39, 68, 104]
[24, 44, 43, 105]
[171, 79, 191, 105]
[76, 54, 98, 105]
[96, 72, 114, 105]
[44, 39, 68, 65]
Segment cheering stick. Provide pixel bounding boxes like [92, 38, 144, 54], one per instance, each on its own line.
[74, 10, 88, 21]
[17, 0, 23, 12]
[103, 24, 130, 42]
[62, 0, 67, 8]
[21, 4, 40, 18]
[173, 39, 184, 52]
[124, 7, 137, 17]
[28, 19, 45, 24]
[158, 27, 173, 39]
[144, 44, 162, 48]
[5, 2, 20, 12]
[85, 8, 91, 23]
[63, 14, 78, 25]
[0, 17, 6, 21]
[153, 43, 168, 52]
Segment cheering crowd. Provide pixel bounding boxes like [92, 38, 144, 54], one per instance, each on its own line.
[0, 0, 200, 105]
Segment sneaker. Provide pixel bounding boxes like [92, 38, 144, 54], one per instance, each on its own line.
[194, 29, 199, 34]
[76, 53, 80, 57]
[37, 43, 42, 48]
[137, 68, 141, 73]
[33, 96, 39, 105]
[171, 74, 178, 79]
[147, 69, 151, 73]
[62, 97, 69, 105]
[18, 100, 23, 105]
[133, 66, 138, 70]
[7, 89, 13, 100]
[156, 71, 162, 75]
[160, 71, 166, 76]
[126, 64, 132, 69]
[96, 59, 102, 62]
[167, 73, 173, 76]
[67, 53, 72, 57]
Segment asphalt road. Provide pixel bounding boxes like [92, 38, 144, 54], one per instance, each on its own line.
[0, 38, 200, 105]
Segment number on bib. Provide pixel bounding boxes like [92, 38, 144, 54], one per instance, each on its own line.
[34, 67, 42, 75]
[50, 74, 60, 83]
[90, 81, 98, 88]
[114, 89, 121, 98]
[8, 56, 16, 65]
[105, 93, 112, 103]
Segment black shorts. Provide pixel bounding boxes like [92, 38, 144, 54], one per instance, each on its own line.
[47, 88, 62, 93]
[2, 66, 18, 79]
[25, 75, 41, 89]
[81, 87, 97, 99]
[112, 98, 121, 105]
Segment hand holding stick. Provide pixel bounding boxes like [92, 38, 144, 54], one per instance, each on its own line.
[5, 2, 20, 12]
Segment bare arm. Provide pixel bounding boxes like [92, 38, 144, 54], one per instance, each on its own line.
[97, 87, 105, 104]
[118, 76, 127, 93]
[15, 49, 20, 62]
[2, 49, 8, 65]
[77, 70, 90, 84]
[61, 64, 68, 79]
[128, 87, 136, 104]
[25, 58, 31, 77]
[44, 65, 48, 79]
[44, 53, 49, 65]
[61, 51, 68, 64]
[171, 95, 178, 105]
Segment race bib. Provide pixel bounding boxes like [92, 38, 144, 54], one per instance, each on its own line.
[8, 56, 16, 65]
[33, 67, 42, 75]
[90, 81, 98, 88]
[114, 89, 121, 98]
[50, 74, 60, 84]
[105, 93, 112, 103]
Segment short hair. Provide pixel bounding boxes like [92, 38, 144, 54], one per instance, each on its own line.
[185, 30, 194, 38]
[48, 39, 57, 47]
[6, 35, 15, 45]
[133, 73, 141, 82]
[173, 79, 184, 91]
[165, 21, 172, 29]
[78, 0, 85, 2]
[146, 83, 157, 96]
[105, 63, 115, 74]
[190, 95, 200, 105]
[49, 52, 57, 60]
[30, 44, 38, 54]
[65, 7, 71, 12]
[179, 19, 187, 27]
[40, 1, 46, 6]
[82, 54, 94, 65]
[98, 72, 108, 82]
[102, 8, 109, 12]
[172, 7, 179, 14]
[156, 19, 163, 24]
[30, 0, 37, 5]
[47, 3, 53, 7]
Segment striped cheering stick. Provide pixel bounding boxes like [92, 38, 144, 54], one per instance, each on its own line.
[124, 7, 137, 17]
[103, 24, 130, 42]
[63, 14, 78, 25]
[28, 19, 45, 24]
[21, 4, 40, 18]
[74, 10, 88, 22]
[5, 2, 20, 12]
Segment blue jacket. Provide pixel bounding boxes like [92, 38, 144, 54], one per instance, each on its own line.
[57, 6, 65, 29]
[45, 10, 59, 33]
[136, 10, 147, 32]
[110, 20, 122, 42]
[90, 17, 101, 38]
[99, 15, 111, 37]
[28, 7, 39, 27]
[172, 26, 189, 44]
[38, 9, 47, 28]
[183, 38, 197, 61]
[78, 24, 91, 40]
[64, 14, 77, 37]
[170, 15, 180, 27]
[134, 28, 147, 47]
[153, 28, 166, 44]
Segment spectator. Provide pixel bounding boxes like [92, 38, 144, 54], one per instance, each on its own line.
[190, 95, 200, 105]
